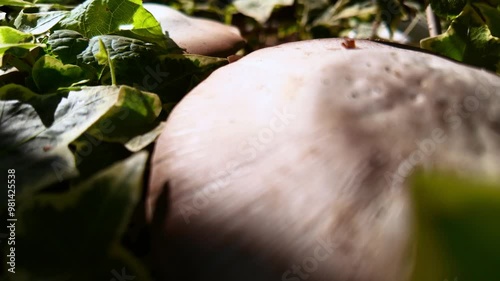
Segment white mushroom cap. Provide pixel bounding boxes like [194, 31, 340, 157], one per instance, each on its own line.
[148, 39, 500, 281]
[144, 3, 245, 57]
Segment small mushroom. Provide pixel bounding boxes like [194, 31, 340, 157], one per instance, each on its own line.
[148, 38, 500, 281]
[144, 3, 245, 57]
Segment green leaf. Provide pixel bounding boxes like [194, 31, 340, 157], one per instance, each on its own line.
[78, 35, 157, 86]
[233, 0, 294, 23]
[0, 100, 78, 203]
[152, 54, 228, 101]
[0, 0, 34, 7]
[46, 29, 89, 64]
[0, 83, 64, 126]
[0, 26, 32, 44]
[78, 35, 156, 64]
[71, 140, 132, 183]
[32, 55, 91, 93]
[421, 4, 500, 74]
[0, 68, 26, 88]
[13, 10, 67, 35]
[0, 45, 43, 74]
[0, 43, 41, 68]
[95, 37, 117, 85]
[13, 152, 151, 281]
[429, 0, 467, 17]
[411, 171, 500, 281]
[34, 0, 83, 4]
[85, 85, 162, 143]
[113, 28, 182, 53]
[58, 0, 166, 46]
[95, 37, 109, 65]
[124, 121, 165, 152]
[0, 85, 143, 201]
[81, 44, 226, 97]
[474, 2, 500, 37]
[0, 27, 43, 70]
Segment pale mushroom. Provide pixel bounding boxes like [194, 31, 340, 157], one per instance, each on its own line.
[147, 38, 500, 281]
[143, 3, 245, 57]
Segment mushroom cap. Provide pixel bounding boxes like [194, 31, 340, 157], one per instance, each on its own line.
[148, 39, 500, 281]
[144, 3, 245, 57]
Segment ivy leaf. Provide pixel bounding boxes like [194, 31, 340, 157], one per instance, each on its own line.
[13, 152, 151, 281]
[421, 4, 500, 74]
[32, 55, 91, 93]
[411, 170, 500, 281]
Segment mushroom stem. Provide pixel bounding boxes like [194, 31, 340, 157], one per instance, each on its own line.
[425, 5, 441, 37]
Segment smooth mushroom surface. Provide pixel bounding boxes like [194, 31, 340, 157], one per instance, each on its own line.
[148, 38, 500, 281]
[143, 3, 245, 57]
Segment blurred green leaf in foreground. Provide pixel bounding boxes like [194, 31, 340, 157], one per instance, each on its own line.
[12, 152, 150, 281]
[411, 170, 500, 281]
